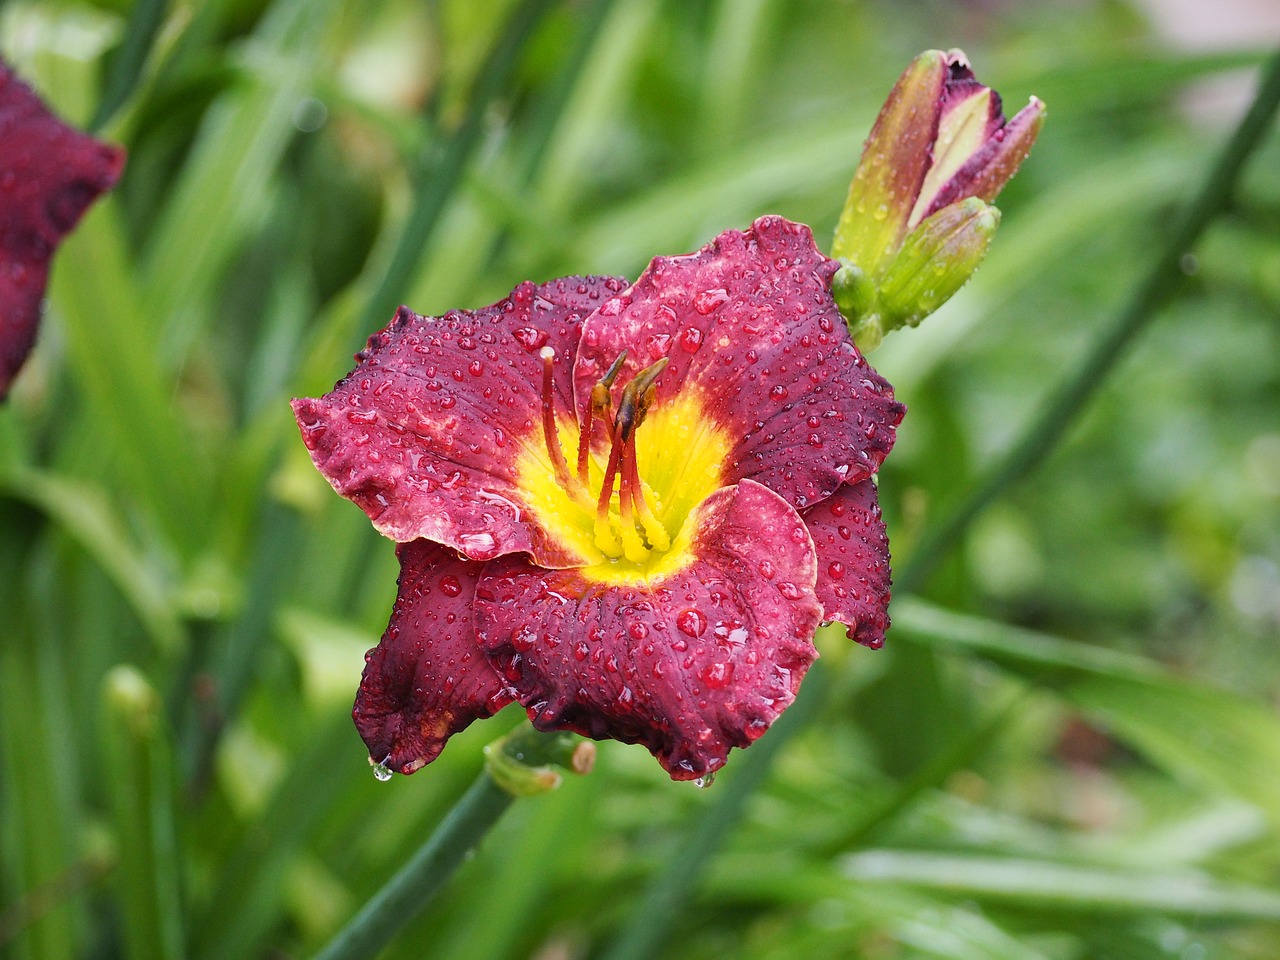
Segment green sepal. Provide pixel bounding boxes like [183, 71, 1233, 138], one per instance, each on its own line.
[878, 196, 999, 330]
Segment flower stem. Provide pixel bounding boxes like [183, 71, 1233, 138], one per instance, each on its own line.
[598, 663, 830, 960]
[897, 47, 1280, 594]
[310, 772, 514, 960]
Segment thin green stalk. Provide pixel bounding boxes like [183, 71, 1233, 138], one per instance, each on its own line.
[820, 687, 1028, 855]
[354, 0, 558, 349]
[90, 0, 171, 131]
[598, 664, 829, 960]
[309, 773, 514, 960]
[897, 48, 1280, 593]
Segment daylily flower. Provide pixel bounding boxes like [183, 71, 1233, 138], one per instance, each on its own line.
[294, 216, 904, 780]
[0, 59, 125, 398]
[833, 49, 1044, 349]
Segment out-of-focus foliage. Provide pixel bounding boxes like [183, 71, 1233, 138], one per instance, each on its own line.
[1, 2, 1278, 959]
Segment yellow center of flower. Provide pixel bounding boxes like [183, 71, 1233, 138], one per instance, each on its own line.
[516, 349, 731, 585]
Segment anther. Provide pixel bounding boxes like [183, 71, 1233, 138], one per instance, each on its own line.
[576, 352, 628, 483]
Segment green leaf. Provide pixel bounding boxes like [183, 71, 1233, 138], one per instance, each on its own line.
[841, 849, 1280, 920]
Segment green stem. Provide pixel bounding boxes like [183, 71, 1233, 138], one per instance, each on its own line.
[178, 499, 302, 790]
[897, 47, 1280, 593]
[354, 0, 558, 348]
[599, 663, 829, 960]
[310, 773, 514, 960]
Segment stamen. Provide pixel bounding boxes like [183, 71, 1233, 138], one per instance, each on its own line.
[616, 442, 649, 564]
[588, 354, 671, 564]
[539, 347, 576, 494]
[628, 357, 669, 408]
[622, 432, 670, 552]
[593, 420, 625, 557]
[577, 352, 628, 482]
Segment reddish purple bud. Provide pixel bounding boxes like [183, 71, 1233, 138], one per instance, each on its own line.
[0, 59, 125, 398]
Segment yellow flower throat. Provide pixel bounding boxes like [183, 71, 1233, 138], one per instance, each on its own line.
[516, 348, 731, 585]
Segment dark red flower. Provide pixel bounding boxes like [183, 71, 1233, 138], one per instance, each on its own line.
[0, 59, 125, 399]
[294, 216, 903, 780]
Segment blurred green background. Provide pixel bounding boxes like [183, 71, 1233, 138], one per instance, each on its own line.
[2, 1, 1279, 958]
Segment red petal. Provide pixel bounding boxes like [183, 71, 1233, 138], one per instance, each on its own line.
[803, 479, 891, 649]
[573, 216, 904, 511]
[0, 60, 125, 398]
[353, 540, 514, 774]
[473, 479, 822, 780]
[292, 275, 627, 565]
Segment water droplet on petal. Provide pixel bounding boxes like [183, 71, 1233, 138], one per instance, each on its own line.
[513, 327, 548, 350]
[371, 759, 393, 782]
[699, 662, 733, 689]
[679, 327, 704, 352]
[458, 531, 498, 559]
[676, 609, 707, 637]
[692, 288, 729, 315]
[694, 771, 716, 788]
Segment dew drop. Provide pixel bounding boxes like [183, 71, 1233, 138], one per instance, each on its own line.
[458, 531, 498, 559]
[692, 288, 729, 315]
[371, 759, 393, 782]
[694, 771, 716, 789]
[676, 609, 707, 637]
[439, 575, 463, 597]
[699, 662, 733, 689]
[679, 327, 704, 352]
[513, 327, 548, 350]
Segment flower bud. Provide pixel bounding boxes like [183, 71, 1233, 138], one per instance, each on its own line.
[833, 49, 1043, 347]
[483, 723, 593, 797]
